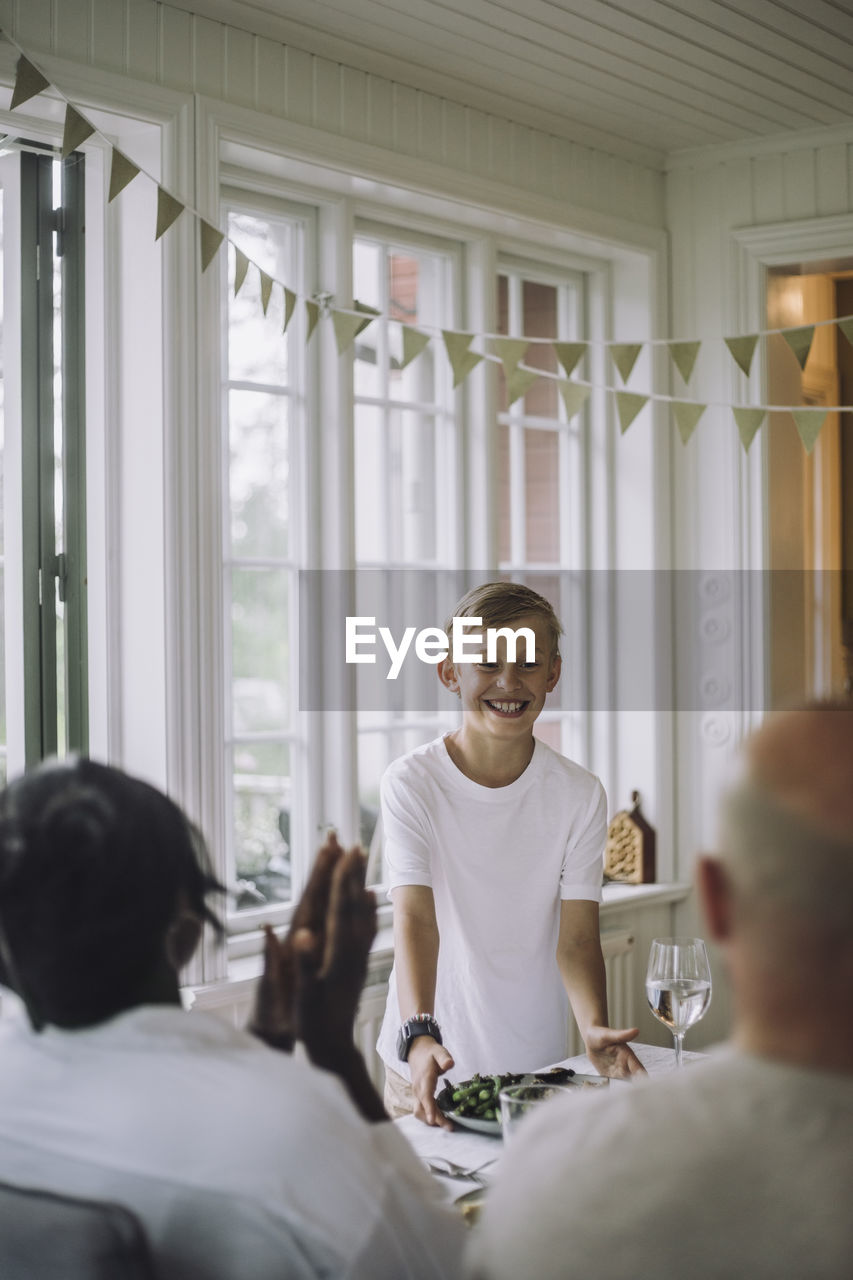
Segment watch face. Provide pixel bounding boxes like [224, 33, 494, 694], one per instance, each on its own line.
[396, 1026, 409, 1062]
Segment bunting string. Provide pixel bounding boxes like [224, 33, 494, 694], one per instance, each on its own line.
[3, 27, 852, 457]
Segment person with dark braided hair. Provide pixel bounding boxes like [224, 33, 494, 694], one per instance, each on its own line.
[0, 756, 464, 1280]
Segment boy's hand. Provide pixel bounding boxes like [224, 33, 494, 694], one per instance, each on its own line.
[584, 1025, 647, 1078]
[408, 1036, 456, 1128]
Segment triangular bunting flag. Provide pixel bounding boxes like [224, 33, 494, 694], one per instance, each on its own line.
[668, 341, 701, 383]
[672, 401, 706, 445]
[283, 288, 297, 333]
[353, 301, 380, 338]
[558, 381, 590, 422]
[200, 220, 225, 272]
[782, 325, 815, 370]
[155, 187, 184, 240]
[234, 249, 250, 297]
[331, 309, 369, 355]
[61, 105, 95, 159]
[609, 343, 643, 384]
[791, 408, 828, 455]
[505, 366, 538, 406]
[10, 55, 51, 110]
[838, 317, 853, 349]
[614, 391, 649, 435]
[552, 342, 587, 378]
[442, 331, 483, 388]
[401, 326, 431, 369]
[108, 148, 140, 203]
[733, 408, 765, 451]
[725, 334, 759, 377]
[490, 337, 529, 374]
[259, 271, 274, 315]
[305, 300, 320, 342]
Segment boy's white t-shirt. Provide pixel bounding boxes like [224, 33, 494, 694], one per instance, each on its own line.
[376, 735, 606, 1083]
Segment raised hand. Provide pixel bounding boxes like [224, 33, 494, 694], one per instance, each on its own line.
[249, 833, 350, 1053]
[293, 845, 377, 1068]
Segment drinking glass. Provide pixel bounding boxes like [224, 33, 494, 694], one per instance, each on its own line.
[498, 1083, 573, 1141]
[645, 937, 712, 1067]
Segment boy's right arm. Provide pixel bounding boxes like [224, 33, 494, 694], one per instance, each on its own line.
[392, 885, 456, 1129]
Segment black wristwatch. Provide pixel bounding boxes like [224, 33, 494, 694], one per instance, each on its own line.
[396, 1013, 443, 1062]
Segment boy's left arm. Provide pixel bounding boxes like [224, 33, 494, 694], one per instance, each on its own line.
[556, 899, 646, 1078]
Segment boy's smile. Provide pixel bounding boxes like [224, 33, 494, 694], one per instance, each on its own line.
[439, 613, 561, 743]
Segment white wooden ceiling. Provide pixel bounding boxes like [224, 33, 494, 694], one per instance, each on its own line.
[174, 0, 853, 168]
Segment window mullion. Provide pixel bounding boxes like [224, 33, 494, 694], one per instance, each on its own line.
[60, 153, 88, 754]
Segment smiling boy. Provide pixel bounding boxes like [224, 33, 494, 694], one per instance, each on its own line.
[375, 582, 644, 1127]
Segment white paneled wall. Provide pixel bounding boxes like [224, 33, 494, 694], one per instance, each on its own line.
[664, 129, 853, 1047]
[1, 0, 664, 228]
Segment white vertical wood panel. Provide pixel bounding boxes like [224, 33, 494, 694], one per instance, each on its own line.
[54, 0, 91, 63]
[442, 100, 469, 176]
[488, 114, 512, 179]
[367, 72, 394, 152]
[223, 25, 256, 108]
[666, 167, 695, 346]
[815, 143, 849, 217]
[848, 143, 853, 211]
[722, 157, 753, 229]
[126, 0, 158, 83]
[751, 152, 785, 223]
[161, 6, 193, 93]
[529, 128, 553, 202]
[782, 148, 817, 222]
[192, 15, 225, 100]
[11, 0, 54, 50]
[465, 98, 491, 181]
[314, 55, 342, 137]
[255, 35, 286, 116]
[283, 44, 314, 127]
[417, 90, 444, 165]
[392, 81, 419, 154]
[341, 65, 369, 144]
[550, 136, 573, 205]
[91, 0, 127, 72]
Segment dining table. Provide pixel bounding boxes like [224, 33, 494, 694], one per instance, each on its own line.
[395, 1041, 707, 1207]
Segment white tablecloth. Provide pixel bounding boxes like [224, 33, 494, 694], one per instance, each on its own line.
[396, 1042, 706, 1201]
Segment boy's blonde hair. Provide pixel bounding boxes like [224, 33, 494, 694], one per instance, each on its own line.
[443, 582, 563, 658]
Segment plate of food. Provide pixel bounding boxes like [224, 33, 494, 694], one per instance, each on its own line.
[436, 1067, 610, 1135]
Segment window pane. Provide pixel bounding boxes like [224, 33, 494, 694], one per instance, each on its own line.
[525, 429, 560, 562]
[354, 402, 386, 561]
[498, 422, 511, 564]
[228, 390, 289, 558]
[391, 408, 438, 562]
[228, 213, 292, 384]
[230, 568, 290, 731]
[521, 281, 559, 418]
[354, 239, 382, 399]
[232, 740, 291, 909]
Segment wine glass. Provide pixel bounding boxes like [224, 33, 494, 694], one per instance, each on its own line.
[645, 937, 712, 1067]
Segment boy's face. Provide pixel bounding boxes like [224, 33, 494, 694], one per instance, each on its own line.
[438, 612, 561, 739]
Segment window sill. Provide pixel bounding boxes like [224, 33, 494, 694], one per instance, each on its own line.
[601, 881, 691, 910]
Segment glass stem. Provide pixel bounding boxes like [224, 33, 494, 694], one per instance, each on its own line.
[673, 1032, 684, 1068]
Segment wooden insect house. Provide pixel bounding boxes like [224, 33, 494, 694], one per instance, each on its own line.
[604, 791, 656, 884]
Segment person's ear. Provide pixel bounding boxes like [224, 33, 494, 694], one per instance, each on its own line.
[165, 908, 203, 972]
[545, 652, 562, 693]
[696, 855, 732, 942]
[438, 655, 460, 696]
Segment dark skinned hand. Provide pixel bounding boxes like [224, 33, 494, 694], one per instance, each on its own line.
[249, 834, 377, 1065]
